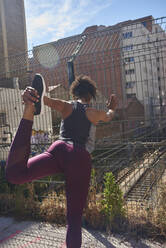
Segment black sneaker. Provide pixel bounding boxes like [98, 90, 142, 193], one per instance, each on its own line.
[31, 74, 46, 115]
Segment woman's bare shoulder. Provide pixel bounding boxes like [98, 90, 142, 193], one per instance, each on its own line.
[62, 100, 73, 119]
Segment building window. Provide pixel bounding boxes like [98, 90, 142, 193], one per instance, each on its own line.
[126, 82, 135, 89]
[126, 93, 136, 98]
[144, 67, 147, 73]
[0, 113, 6, 127]
[144, 91, 147, 97]
[142, 21, 147, 27]
[125, 69, 135, 75]
[124, 57, 134, 63]
[123, 45, 133, 51]
[122, 32, 132, 39]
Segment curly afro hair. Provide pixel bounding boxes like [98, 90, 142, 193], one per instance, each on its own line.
[70, 75, 97, 101]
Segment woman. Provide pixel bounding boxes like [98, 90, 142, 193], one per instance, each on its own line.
[6, 74, 117, 248]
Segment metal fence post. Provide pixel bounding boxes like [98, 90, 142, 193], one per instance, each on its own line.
[67, 60, 75, 87]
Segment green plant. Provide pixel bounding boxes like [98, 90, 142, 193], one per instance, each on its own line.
[84, 168, 105, 229]
[101, 172, 125, 231]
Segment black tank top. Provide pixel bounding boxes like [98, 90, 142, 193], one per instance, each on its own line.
[59, 101, 91, 146]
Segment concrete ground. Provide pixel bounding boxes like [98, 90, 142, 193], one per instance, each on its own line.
[0, 216, 165, 248]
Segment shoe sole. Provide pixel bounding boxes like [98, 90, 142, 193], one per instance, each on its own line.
[38, 74, 46, 115]
[33, 74, 46, 115]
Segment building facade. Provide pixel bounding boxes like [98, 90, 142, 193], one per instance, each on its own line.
[0, 14, 165, 143]
[121, 16, 166, 125]
[0, 0, 28, 80]
[0, 88, 52, 145]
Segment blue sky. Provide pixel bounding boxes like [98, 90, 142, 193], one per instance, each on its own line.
[24, 0, 166, 50]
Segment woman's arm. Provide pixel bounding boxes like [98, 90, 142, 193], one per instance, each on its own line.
[43, 96, 72, 119]
[43, 96, 67, 113]
[99, 94, 117, 122]
[43, 83, 70, 114]
[21, 86, 72, 118]
[98, 108, 115, 123]
[86, 94, 118, 125]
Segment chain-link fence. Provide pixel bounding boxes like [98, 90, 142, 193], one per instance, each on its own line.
[0, 16, 166, 245]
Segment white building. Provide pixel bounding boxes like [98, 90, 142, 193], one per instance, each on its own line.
[0, 88, 52, 144]
[121, 16, 166, 126]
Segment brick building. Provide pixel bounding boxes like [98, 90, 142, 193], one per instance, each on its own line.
[30, 15, 166, 138]
[0, 11, 165, 140]
[32, 25, 123, 107]
[32, 16, 165, 111]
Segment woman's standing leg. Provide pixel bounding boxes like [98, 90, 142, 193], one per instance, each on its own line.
[64, 147, 91, 248]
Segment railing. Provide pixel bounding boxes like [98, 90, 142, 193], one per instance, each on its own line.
[0, 16, 166, 238]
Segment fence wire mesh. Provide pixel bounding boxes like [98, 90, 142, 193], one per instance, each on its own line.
[0, 16, 166, 246]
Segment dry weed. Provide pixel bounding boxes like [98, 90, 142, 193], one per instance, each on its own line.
[39, 191, 66, 224]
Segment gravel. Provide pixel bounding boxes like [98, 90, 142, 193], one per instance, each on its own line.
[0, 217, 165, 248]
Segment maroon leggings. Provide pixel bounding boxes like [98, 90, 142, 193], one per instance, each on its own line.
[6, 119, 91, 248]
